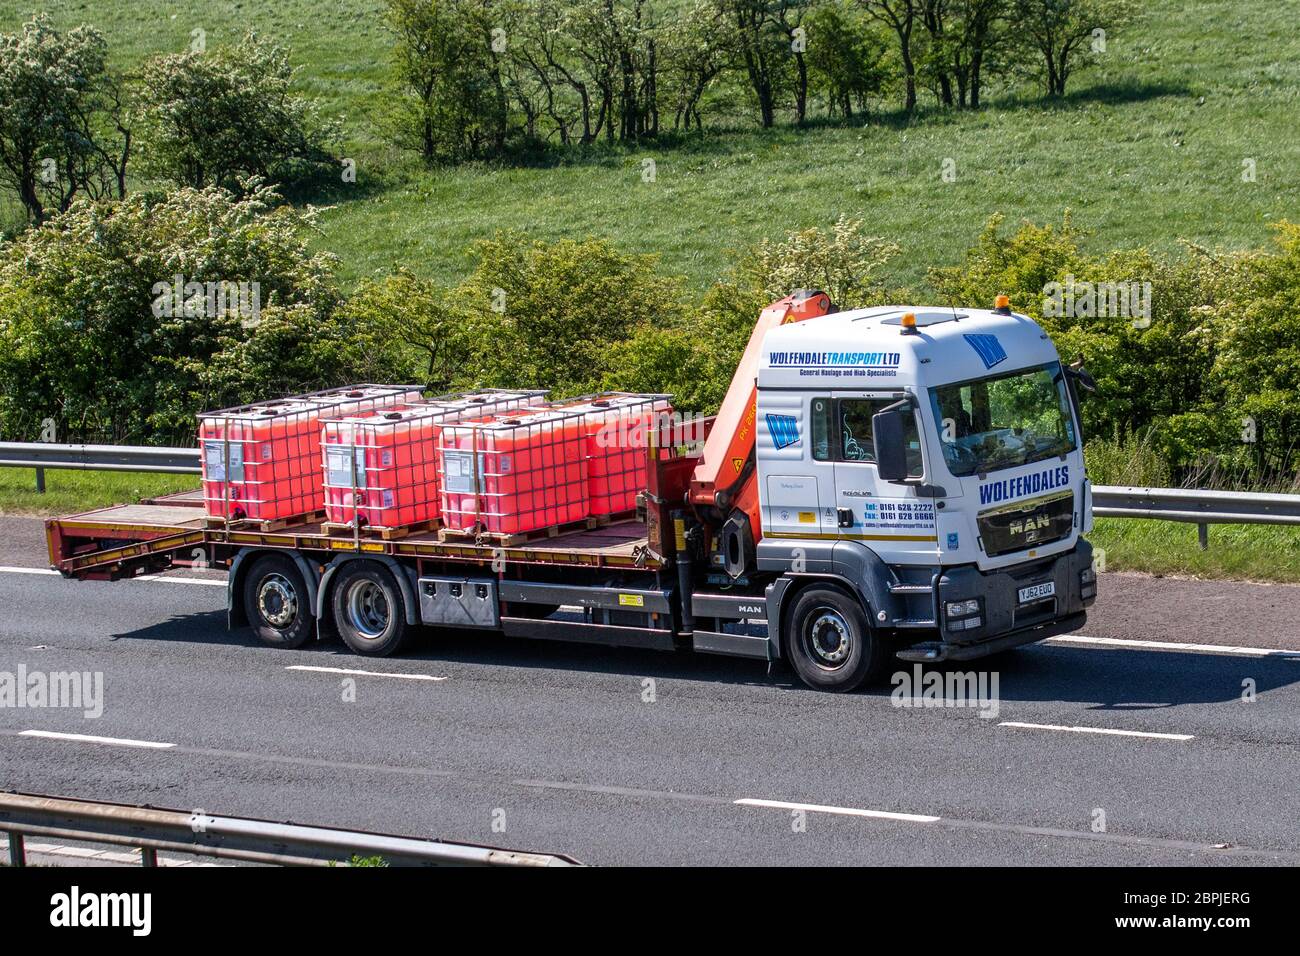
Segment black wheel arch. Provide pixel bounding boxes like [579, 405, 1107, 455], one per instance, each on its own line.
[228, 548, 321, 632]
[317, 555, 420, 633]
[768, 573, 878, 660]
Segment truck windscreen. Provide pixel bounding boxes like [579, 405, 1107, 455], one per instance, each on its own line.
[928, 362, 1077, 478]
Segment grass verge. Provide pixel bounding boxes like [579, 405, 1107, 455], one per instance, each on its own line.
[0, 468, 198, 516]
[1088, 518, 1300, 584]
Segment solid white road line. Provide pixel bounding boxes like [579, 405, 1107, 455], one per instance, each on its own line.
[0, 565, 226, 586]
[131, 573, 227, 587]
[1046, 634, 1296, 657]
[735, 797, 940, 824]
[998, 721, 1194, 741]
[19, 729, 176, 749]
[286, 665, 448, 682]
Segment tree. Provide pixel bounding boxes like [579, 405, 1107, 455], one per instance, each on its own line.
[332, 271, 469, 389]
[774, 1, 818, 125]
[135, 33, 337, 191]
[806, 2, 891, 119]
[724, 0, 791, 128]
[0, 16, 130, 224]
[661, 1, 736, 131]
[858, 0, 921, 113]
[386, 0, 509, 162]
[1013, 0, 1136, 97]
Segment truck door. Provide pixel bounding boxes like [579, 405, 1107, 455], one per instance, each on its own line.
[757, 391, 835, 538]
[829, 390, 939, 562]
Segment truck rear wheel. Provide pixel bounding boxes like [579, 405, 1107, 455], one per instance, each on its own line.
[243, 554, 315, 649]
[785, 586, 888, 692]
[330, 562, 409, 657]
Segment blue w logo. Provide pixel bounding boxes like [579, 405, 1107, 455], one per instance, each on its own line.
[766, 414, 800, 450]
[963, 333, 1007, 369]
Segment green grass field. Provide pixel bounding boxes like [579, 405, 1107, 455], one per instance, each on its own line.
[4, 0, 1299, 289]
[0, 468, 197, 516]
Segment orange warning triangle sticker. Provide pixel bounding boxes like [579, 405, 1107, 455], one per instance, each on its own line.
[732, 457, 744, 474]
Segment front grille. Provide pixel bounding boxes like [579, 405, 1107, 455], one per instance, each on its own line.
[978, 490, 1074, 558]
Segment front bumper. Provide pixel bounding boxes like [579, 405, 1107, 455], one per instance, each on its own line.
[896, 539, 1094, 663]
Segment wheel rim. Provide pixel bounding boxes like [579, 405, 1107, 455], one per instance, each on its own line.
[257, 573, 298, 629]
[344, 579, 390, 641]
[804, 607, 852, 669]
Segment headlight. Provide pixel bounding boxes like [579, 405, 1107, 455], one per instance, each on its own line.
[946, 599, 980, 618]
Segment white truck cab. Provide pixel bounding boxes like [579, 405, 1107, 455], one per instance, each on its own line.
[753, 301, 1096, 676]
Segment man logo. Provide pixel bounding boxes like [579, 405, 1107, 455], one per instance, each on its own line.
[1010, 514, 1051, 538]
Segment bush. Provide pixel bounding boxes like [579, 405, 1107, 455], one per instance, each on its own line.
[0, 182, 344, 444]
[135, 33, 338, 193]
[453, 232, 688, 395]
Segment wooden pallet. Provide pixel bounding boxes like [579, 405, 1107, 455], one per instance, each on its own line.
[320, 519, 438, 541]
[204, 511, 326, 533]
[437, 515, 601, 547]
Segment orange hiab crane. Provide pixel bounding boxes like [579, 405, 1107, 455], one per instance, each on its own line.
[688, 289, 834, 558]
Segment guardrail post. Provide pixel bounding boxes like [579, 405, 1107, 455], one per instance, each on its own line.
[34, 467, 45, 493]
[1197, 523, 1208, 550]
[7, 831, 26, 867]
[140, 846, 159, 867]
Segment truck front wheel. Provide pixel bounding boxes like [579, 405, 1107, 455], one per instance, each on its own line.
[330, 562, 409, 657]
[785, 586, 889, 692]
[243, 554, 315, 649]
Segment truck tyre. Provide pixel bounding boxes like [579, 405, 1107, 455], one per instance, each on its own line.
[785, 585, 888, 692]
[330, 561, 409, 657]
[243, 554, 315, 649]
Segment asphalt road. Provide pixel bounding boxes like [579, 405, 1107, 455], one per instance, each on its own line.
[2, 516, 1298, 866]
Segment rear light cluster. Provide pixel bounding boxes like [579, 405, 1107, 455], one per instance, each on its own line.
[945, 598, 983, 632]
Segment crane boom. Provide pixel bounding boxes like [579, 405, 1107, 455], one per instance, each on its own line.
[689, 290, 834, 534]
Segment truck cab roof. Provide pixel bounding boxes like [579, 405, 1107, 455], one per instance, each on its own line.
[758, 304, 1060, 391]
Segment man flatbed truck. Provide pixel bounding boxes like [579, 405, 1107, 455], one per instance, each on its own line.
[45, 292, 1097, 692]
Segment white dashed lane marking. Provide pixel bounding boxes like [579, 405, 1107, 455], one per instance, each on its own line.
[998, 721, 1194, 741]
[735, 797, 941, 824]
[19, 730, 176, 749]
[286, 665, 448, 682]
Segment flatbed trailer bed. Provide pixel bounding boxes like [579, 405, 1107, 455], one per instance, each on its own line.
[46, 496, 662, 580]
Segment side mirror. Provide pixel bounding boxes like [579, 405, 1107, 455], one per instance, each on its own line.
[1066, 355, 1098, 394]
[873, 407, 911, 482]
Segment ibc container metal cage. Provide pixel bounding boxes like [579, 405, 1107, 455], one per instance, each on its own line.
[320, 389, 549, 530]
[438, 408, 592, 536]
[542, 392, 673, 516]
[198, 384, 424, 522]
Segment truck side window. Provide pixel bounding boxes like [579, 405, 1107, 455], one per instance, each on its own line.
[811, 398, 831, 461]
[838, 399, 923, 476]
[839, 401, 879, 462]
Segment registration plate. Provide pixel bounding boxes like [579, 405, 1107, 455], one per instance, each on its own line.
[1017, 581, 1055, 604]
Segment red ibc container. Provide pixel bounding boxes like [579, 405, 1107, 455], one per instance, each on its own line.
[199, 385, 419, 521]
[321, 406, 443, 529]
[438, 409, 589, 535]
[199, 400, 331, 521]
[544, 393, 673, 515]
[319, 391, 550, 530]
